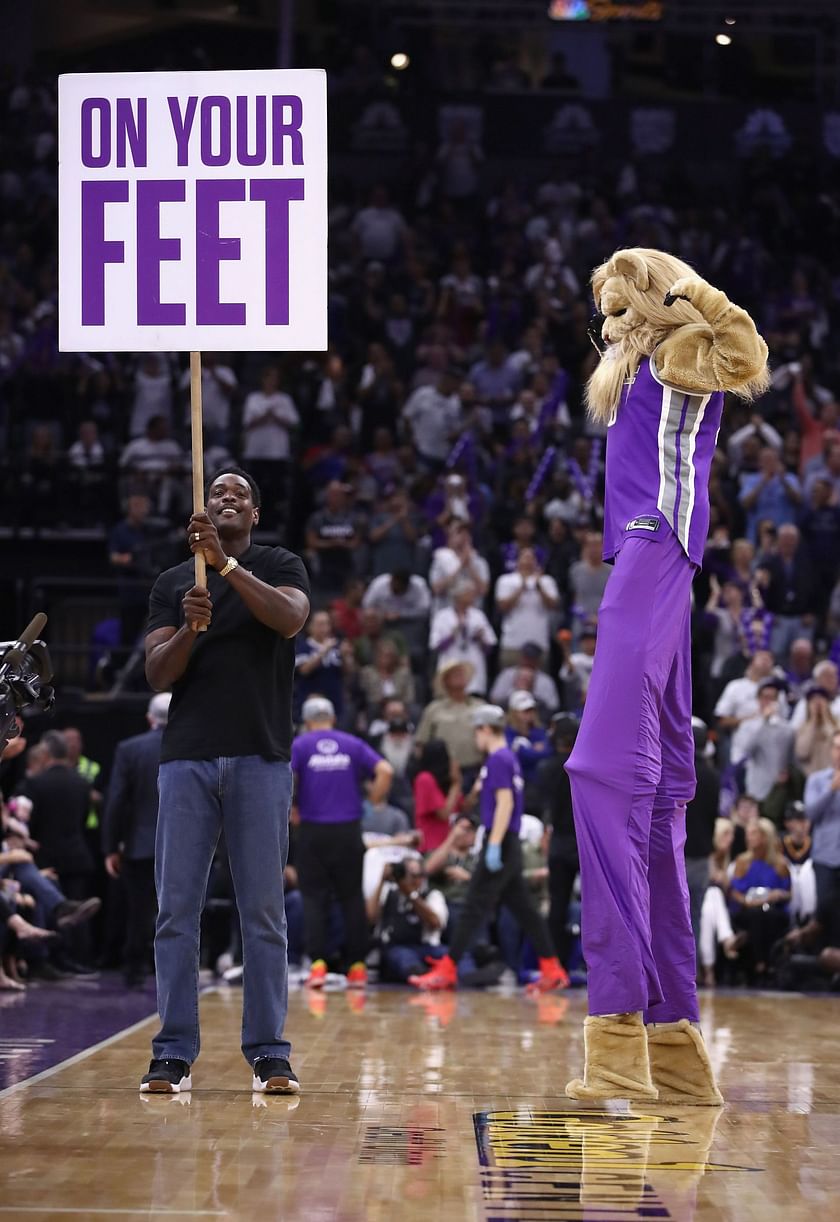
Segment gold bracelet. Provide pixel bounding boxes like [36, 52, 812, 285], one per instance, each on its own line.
[219, 556, 239, 578]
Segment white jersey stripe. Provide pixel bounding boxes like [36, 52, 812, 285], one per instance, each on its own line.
[656, 385, 673, 516]
[679, 393, 711, 551]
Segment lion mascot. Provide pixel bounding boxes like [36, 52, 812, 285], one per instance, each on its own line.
[564, 248, 769, 1104]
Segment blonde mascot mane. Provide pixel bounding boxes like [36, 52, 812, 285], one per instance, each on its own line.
[586, 247, 770, 426]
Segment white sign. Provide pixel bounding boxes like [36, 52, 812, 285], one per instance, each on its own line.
[58, 69, 327, 352]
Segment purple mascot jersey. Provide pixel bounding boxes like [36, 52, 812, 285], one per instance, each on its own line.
[603, 356, 724, 567]
[565, 353, 721, 1025]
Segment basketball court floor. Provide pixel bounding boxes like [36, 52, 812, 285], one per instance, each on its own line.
[1, 983, 838, 1220]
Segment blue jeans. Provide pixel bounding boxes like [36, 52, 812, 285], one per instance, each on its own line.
[153, 757, 292, 1066]
[285, 889, 305, 966]
[381, 943, 446, 982]
[9, 861, 64, 920]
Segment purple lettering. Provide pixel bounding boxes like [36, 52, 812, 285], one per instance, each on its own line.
[235, 95, 267, 167]
[271, 96, 304, 165]
[249, 178, 304, 325]
[136, 180, 186, 326]
[200, 95, 232, 167]
[80, 98, 111, 168]
[115, 98, 147, 168]
[196, 179, 246, 325]
[81, 180, 128, 325]
[168, 96, 198, 166]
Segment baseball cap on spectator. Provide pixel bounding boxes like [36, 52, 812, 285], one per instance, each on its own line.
[691, 715, 708, 752]
[471, 704, 506, 729]
[509, 691, 537, 712]
[147, 692, 172, 725]
[580, 625, 597, 641]
[805, 683, 831, 701]
[550, 713, 580, 747]
[302, 696, 336, 722]
[758, 677, 786, 694]
[519, 642, 544, 662]
[784, 801, 808, 823]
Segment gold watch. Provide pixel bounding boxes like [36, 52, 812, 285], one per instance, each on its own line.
[219, 556, 239, 578]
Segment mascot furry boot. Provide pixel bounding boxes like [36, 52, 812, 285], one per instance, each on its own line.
[563, 248, 768, 1106]
[566, 1012, 658, 1103]
[646, 1020, 724, 1106]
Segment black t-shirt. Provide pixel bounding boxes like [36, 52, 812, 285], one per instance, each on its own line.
[146, 544, 310, 763]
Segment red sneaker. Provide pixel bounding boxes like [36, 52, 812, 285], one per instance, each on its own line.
[408, 954, 458, 991]
[525, 957, 570, 996]
[346, 962, 368, 989]
[306, 959, 328, 989]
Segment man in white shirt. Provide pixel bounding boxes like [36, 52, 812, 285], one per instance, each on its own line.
[429, 581, 496, 695]
[790, 660, 840, 729]
[68, 420, 105, 470]
[240, 366, 300, 515]
[494, 548, 560, 667]
[567, 532, 611, 637]
[714, 649, 777, 762]
[131, 353, 174, 438]
[179, 352, 237, 445]
[490, 642, 560, 717]
[119, 416, 185, 516]
[402, 370, 462, 467]
[363, 571, 431, 623]
[733, 678, 795, 819]
[351, 185, 408, 262]
[726, 415, 783, 468]
[241, 366, 299, 461]
[429, 523, 490, 614]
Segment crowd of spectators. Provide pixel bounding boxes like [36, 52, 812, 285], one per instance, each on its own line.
[2, 62, 840, 995]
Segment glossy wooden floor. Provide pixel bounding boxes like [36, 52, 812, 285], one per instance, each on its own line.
[1, 987, 839, 1220]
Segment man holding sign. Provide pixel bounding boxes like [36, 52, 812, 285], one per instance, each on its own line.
[58, 68, 327, 1093]
[59, 70, 327, 351]
[141, 467, 310, 1093]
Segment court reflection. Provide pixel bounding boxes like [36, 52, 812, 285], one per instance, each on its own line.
[477, 1106, 745, 1221]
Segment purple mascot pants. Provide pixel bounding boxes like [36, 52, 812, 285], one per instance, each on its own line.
[565, 531, 699, 1023]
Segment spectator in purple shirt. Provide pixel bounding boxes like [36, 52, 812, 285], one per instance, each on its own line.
[408, 704, 567, 995]
[292, 697, 393, 990]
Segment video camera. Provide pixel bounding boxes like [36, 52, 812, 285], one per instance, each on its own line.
[0, 613, 55, 755]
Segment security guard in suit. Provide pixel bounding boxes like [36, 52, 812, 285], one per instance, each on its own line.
[103, 693, 170, 985]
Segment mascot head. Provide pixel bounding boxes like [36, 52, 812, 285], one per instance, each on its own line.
[586, 247, 767, 424]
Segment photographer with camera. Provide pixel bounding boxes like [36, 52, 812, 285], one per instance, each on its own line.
[366, 856, 448, 982]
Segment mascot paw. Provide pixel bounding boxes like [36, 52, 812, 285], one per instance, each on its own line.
[664, 276, 703, 307]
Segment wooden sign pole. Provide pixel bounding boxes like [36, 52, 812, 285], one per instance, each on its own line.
[189, 350, 208, 630]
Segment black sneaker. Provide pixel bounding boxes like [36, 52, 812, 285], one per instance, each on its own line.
[140, 1059, 192, 1093]
[53, 898, 102, 931]
[251, 1057, 300, 1094]
[26, 962, 72, 982]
